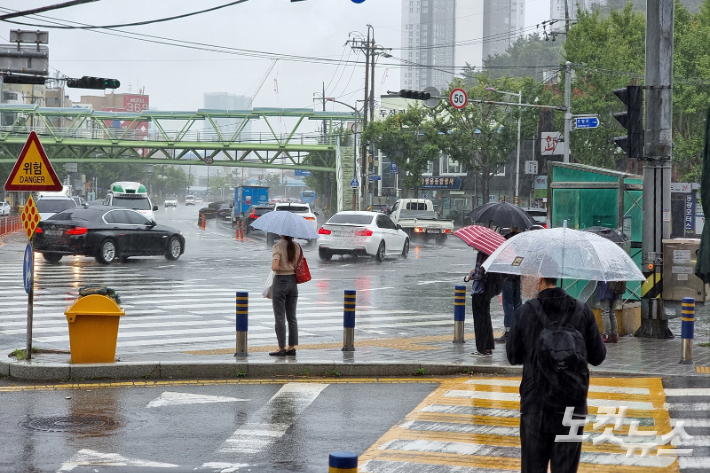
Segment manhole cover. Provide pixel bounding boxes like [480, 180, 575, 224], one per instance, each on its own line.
[20, 416, 118, 433]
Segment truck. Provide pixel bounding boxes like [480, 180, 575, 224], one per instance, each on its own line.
[232, 186, 269, 225]
[389, 198, 454, 244]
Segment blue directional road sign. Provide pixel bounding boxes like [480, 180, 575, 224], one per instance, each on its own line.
[23, 244, 33, 294]
[369, 175, 382, 181]
[575, 117, 599, 129]
[390, 162, 398, 174]
[294, 169, 312, 177]
[350, 178, 359, 188]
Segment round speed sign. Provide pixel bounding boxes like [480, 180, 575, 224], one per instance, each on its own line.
[449, 88, 468, 109]
[204, 156, 214, 165]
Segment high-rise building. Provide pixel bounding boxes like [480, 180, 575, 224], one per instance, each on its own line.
[203, 93, 252, 139]
[482, 0, 525, 60]
[400, 0, 457, 92]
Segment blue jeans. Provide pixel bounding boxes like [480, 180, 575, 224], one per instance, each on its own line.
[502, 279, 521, 329]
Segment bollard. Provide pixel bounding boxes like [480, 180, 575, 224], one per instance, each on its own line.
[453, 284, 466, 343]
[680, 297, 695, 364]
[201, 214, 206, 230]
[328, 451, 357, 473]
[342, 290, 356, 351]
[240, 220, 245, 240]
[235, 291, 248, 357]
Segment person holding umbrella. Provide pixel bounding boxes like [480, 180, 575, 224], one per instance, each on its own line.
[250, 209, 320, 357]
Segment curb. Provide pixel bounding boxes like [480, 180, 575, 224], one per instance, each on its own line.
[0, 352, 696, 382]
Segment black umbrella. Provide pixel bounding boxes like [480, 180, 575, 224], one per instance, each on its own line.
[468, 202, 536, 230]
[583, 226, 629, 245]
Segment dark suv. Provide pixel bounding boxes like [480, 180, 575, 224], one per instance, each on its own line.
[240, 204, 274, 232]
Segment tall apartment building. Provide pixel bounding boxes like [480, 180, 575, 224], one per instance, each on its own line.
[481, 0, 525, 60]
[550, 0, 605, 29]
[203, 93, 252, 139]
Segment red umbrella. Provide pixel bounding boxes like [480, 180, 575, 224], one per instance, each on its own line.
[453, 225, 506, 255]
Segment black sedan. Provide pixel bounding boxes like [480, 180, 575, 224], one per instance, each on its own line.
[34, 206, 185, 264]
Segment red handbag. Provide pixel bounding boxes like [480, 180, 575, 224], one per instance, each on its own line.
[295, 244, 311, 284]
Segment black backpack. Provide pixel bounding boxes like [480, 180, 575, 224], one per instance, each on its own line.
[607, 280, 627, 295]
[529, 298, 589, 411]
[484, 272, 505, 299]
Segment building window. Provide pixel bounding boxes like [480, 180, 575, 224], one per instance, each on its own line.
[441, 154, 462, 174]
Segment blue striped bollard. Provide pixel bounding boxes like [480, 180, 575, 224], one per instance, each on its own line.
[235, 291, 248, 357]
[342, 290, 356, 352]
[329, 451, 357, 473]
[453, 285, 466, 343]
[680, 297, 695, 364]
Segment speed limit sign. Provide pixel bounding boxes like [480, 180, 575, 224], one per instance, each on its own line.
[204, 156, 214, 165]
[449, 88, 468, 109]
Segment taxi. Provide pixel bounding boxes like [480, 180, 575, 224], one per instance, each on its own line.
[103, 182, 158, 221]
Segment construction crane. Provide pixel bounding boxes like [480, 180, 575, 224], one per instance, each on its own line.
[249, 59, 277, 109]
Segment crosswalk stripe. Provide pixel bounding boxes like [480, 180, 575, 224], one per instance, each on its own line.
[663, 402, 710, 411]
[664, 389, 710, 397]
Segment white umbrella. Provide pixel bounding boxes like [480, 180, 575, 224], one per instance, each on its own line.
[250, 210, 319, 240]
[481, 226, 646, 282]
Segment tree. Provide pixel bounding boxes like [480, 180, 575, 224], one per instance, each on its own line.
[208, 174, 231, 200]
[363, 104, 441, 194]
[152, 165, 191, 197]
[435, 77, 521, 201]
[481, 33, 564, 81]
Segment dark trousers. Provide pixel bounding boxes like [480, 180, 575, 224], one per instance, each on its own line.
[520, 412, 583, 473]
[471, 293, 494, 353]
[502, 279, 521, 329]
[272, 275, 298, 348]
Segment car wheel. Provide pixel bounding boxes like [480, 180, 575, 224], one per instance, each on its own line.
[42, 253, 62, 264]
[231, 216, 235, 227]
[401, 239, 410, 259]
[96, 239, 117, 265]
[120, 256, 129, 263]
[266, 232, 275, 246]
[435, 234, 447, 245]
[319, 249, 332, 262]
[165, 236, 183, 260]
[375, 241, 385, 263]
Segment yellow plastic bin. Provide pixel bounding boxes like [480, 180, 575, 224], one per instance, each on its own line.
[65, 294, 125, 363]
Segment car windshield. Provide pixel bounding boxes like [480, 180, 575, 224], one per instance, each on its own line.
[37, 199, 76, 213]
[112, 196, 152, 210]
[327, 214, 374, 225]
[400, 210, 436, 218]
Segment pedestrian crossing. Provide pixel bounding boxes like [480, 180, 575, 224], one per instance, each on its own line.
[0, 260, 482, 354]
[360, 377, 705, 473]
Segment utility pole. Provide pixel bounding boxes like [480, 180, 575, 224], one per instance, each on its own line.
[563, 61, 571, 163]
[637, 0, 674, 338]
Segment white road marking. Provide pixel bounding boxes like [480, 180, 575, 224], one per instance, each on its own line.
[218, 383, 328, 454]
[680, 456, 710, 469]
[56, 449, 178, 471]
[443, 390, 655, 410]
[146, 391, 249, 408]
[664, 388, 710, 397]
[198, 463, 250, 472]
[664, 402, 710, 411]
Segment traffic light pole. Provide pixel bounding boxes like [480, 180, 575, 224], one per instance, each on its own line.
[564, 61, 571, 163]
[637, 0, 674, 338]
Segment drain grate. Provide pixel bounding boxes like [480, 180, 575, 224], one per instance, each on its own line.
[20, 416, 118, 433]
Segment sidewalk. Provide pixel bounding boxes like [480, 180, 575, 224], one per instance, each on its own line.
[2, 329, 709, 382]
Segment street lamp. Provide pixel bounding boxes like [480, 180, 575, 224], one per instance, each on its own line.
[326, 98, 362, 210]
[485, 87, 522, 206]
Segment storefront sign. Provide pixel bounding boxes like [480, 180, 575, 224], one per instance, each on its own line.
[420, 177, 462, 189]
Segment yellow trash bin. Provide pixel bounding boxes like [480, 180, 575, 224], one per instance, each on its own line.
[65, 294, 125, 363]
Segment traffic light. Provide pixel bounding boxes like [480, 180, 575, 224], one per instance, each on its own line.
[66, 76, 121, 89]
[613, 85, 643, 159]
[399, 89, 431, 101]
[2, 74, 46, 85]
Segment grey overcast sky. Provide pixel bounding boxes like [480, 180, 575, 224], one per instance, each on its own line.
[1, 0, 549, 114]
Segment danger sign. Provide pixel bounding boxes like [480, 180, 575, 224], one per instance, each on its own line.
[4, 131, 62, 192]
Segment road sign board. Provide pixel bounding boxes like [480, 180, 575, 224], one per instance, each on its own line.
[525, 160, 538, 175]
[449, 88, 468, 109]
[21, 194, 40, 239]
[4, 131, 62, 192]
[390, 162, 398, 174]
[541, 132, 566, 155]
[23, 244, 33, 294]
[575, 117, 599, 129]
[203, 156, 214, 165]
[294, 170, 312, 177]
[350, 178, 359, 188]
[369, 175, 381, 181]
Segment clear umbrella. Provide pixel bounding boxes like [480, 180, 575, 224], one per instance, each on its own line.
[250, 210, 320, 240]
[481, 226, 646, 282]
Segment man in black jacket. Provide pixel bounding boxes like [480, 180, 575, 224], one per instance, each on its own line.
[507, 275, 606, 473]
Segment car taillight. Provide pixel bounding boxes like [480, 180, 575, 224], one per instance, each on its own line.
[445, 229, 451, 233]
[65, 227, 88, 235]
[250, 212, 255, 219]
[414, 227, 423, 233]
[355, 229, 373, 236]
[318, 227, 331, 235]
[304, 216, 315, 220]
[34, 227, 43, 233]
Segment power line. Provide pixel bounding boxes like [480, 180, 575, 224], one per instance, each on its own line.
[0, 0, 99, 21]
[0, 0, 249, 29]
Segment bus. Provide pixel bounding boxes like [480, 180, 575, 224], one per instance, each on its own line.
[300, 190, 316, 205]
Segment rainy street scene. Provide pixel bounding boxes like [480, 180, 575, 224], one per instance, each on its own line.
[2, 0, 710, 472]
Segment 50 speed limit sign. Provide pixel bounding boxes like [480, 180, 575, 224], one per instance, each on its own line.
[449, 88, 468, 109]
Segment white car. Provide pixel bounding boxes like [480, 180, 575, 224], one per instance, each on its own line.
[165, 196, 178, 207]
[317, 211, 410, 262]
[36, 196, 79, 221]
[0, 201, 10, 216]
[268, 202, 318, 245]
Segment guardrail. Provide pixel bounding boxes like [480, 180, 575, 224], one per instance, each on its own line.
[0, 215, 21, 236]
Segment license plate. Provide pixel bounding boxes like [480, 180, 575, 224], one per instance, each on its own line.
[428, 229, 441, 233]
[44, 229, 63, 236]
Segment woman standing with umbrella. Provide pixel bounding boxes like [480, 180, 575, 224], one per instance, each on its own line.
[250, 210, 320, 357]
